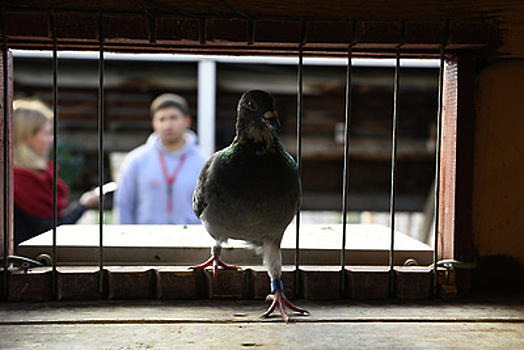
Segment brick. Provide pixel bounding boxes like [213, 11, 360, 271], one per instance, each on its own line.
[57, 270, 102, 301]
[302, 269, 342, 300]
[206, 18, 249, 43]
[0, 271, 4, 301]
[254, 20, 301, 44]
[54, 12, 98, 40]
[107, 269, 155, 299]
[306, 21, 351, 45]
[208, 269, 250, 299]
[156, 269, 208, 300]
[156, 17, 200, 42]
[8, 270, 53, 301]
[4, 11, 49, 38]
[252, 269, 271, 300]
[404, 21, 444, 49]
[348, 267, 390, 299]
[354, 20, 401, 48]
[395, 267, 432, 300]
[103, 14, 149, 41]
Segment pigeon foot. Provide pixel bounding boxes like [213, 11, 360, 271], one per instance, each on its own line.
[189, 254, 241, 281]
[262, 289, 310, 322]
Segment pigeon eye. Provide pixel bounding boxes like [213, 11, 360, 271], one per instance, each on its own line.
[247, 101, 257, 110]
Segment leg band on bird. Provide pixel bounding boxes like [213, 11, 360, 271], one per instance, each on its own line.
[271, 278, 284, 294]
[212, 245, 222, 255]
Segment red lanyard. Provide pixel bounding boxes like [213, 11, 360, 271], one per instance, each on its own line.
[158, 151, 187, 212]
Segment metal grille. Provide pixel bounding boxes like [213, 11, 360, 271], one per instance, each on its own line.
[1, 12, 456, 301]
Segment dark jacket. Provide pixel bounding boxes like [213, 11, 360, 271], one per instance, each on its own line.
[14, 203, 86, 249]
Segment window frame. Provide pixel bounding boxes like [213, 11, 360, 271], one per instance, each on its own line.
[1, 11, 483, 300]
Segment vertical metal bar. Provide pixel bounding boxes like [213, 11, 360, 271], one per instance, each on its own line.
[340, 45, 353, 295]
[2, 13, 10, 300]
[292, 21, 307, 298]
[50, 11, 59, 299]
[433, 21, 448, 296]
[295, 42, 304, 297]
[97, 12, 105, 296]
[389, 45, 401, 296]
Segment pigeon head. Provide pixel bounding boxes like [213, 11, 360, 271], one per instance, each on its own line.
[235, 90, 281, 148]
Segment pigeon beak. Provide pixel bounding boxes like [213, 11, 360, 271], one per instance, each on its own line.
[262, 110, 281, 130]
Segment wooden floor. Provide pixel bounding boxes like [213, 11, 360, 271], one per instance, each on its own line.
[1, 296, 523, 349]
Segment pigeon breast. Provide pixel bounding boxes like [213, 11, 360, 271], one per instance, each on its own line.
[198, 141, 300, 246]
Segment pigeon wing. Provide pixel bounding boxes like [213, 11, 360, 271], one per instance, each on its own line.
[192, 152, 218, 219]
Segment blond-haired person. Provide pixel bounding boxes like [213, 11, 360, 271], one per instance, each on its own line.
[13, 99, 99, 249]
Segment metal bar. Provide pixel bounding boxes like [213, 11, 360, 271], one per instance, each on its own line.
[340, 45, 353, 295]
[50, 11, 59, 300]
[433, 21, 448, 296]
[2, 13, 10, 300]
[295, 42, 304, 297]
[388, 45, 401, 296]
[97, 12, 105, 296]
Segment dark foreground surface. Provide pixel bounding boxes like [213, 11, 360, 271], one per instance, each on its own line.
[1, 297, 523, 349]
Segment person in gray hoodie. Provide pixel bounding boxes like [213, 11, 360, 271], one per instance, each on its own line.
[116, 93, 206, 224]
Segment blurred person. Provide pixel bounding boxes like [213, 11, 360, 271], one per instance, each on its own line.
[116, 93, 206, 224]
[13, 98, 100, 248]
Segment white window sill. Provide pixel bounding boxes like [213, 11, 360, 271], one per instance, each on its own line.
[17, 224, 433, 266]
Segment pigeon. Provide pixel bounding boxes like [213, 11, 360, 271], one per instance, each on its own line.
[192, 90, 309, 321]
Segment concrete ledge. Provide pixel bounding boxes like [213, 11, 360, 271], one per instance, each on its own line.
[1, 266, 444, 302]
